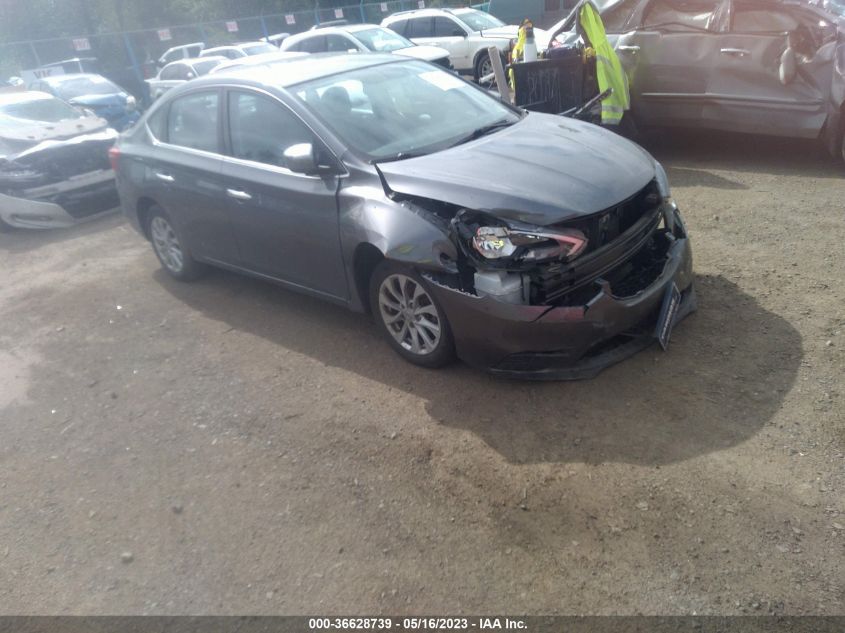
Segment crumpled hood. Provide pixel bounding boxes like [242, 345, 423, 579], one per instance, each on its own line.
[376, 112, 656, 226]
[0, 114, 109, 152]
[68, 93, 128, 109]
[394, 45, 450, 62]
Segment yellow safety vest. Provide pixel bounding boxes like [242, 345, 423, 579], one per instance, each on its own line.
[579, 2, 630, 125]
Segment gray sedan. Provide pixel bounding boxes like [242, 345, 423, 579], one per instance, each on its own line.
[552, 0, 845, 160]
[114, 54, 694, 379]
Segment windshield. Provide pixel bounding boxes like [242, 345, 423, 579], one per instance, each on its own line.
[244, 43, 277, 55]
[453, 9, 506, 32]
[52, 76, 121, 99]
[193, 59, 223, 75]
[824, 0, 845, 15]
[0, 95, 84, 126]
[293, 60, 520, 161]
[353, 28, 414, 52]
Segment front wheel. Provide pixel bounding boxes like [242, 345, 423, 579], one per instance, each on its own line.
[369, 261, 456, 369]
[474, 51, 502, 90]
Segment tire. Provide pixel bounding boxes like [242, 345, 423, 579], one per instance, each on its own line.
[369, 260, 456, 369]
[474, 51, 501, 88]
[146, 205, 206, 281]
[0, 215, 12, 233]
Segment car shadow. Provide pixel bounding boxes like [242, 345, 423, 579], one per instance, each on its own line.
[156, 269, 802, 467]
[639, 128, 842, 180]
[0, 212, 124, 255]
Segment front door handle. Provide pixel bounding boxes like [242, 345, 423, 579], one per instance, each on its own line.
[721, 48, 751, 57]
[617, 45, 640, 53]
[226, 188, 253, 201]
[154, 172, 175, 183]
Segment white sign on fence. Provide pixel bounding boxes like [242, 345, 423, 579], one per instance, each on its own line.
[285, 14, 296, 25]
[334, 8, 344, 18]
[157, 28, 172, 42]
[21, 66, 66, 84]
[380, 2, 388, 11]
[72, 38, 91, 52]
[226, 21, 239, 33]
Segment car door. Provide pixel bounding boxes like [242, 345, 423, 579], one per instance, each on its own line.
[705, 0, 830, 136]
[149, 90, 239, 264]
[221, 89, 348, 300]
[619, 0, 728, 127]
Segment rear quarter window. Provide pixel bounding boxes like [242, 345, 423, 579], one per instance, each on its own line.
[388, 19, 409, 36]
[146, 105, 168, 141]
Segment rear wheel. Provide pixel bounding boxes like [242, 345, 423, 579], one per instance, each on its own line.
[369, 261, 456, 369]
[147, 206, 205, 281]
[0, 216, 12, 233]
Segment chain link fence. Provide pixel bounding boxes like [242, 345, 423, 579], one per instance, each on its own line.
[1, 0, 473, 99]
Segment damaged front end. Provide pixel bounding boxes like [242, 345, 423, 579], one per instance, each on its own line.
[409, 179, 696, 379]
[0, 128, 119, 230]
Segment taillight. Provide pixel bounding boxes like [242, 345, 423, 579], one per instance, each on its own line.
[108, 146, 121, 172]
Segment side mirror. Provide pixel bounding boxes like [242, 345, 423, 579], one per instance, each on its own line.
[779, 46, 797, 85]
[284, 143, 318, 174]
[186, 72, 196, 80]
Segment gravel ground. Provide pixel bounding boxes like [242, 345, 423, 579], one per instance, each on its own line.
[0, 130, 842, 615]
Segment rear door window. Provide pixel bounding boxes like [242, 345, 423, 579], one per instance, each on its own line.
[300, 35, 328, 53]
[388, 19, 409, 36]
[641, 0, 721, 31]
[326, 34, 356, 52]
[160, 64, 183, 80]
[407, 17, 434, 38]
[167, 91, 220, 153]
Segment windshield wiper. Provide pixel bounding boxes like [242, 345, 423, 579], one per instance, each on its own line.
[448, 119, 516, 148]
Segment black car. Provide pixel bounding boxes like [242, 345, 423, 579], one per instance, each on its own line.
[114, 54, 695, 379]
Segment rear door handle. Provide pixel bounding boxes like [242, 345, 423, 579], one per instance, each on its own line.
[721, 48, 751, 57]
[226, 188, 253, 201]
[617, 45, 640, 53]
[154, 172, 174, 183]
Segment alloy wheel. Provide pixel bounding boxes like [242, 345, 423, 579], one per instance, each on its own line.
[150, 216, 184, 274]
[479, 56, 496, 88]
[378, 274, 442, 356]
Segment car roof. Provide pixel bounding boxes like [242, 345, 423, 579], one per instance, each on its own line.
[207, 41, 268, 51]
[210, 51, 309, 73]
[384, 7, 464, 20]
[195, 52, 403, 88]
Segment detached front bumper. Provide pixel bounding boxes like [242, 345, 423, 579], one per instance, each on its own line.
[426, 232, 696, 381]
[0, 169, 119, 229]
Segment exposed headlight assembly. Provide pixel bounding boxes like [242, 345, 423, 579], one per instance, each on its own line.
[472, 225, 588, 262]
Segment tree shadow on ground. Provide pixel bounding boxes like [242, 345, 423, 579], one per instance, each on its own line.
[157, 269, 802, 467]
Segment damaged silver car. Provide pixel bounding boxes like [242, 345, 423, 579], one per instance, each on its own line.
[0, 91, 119, 230]
[115, 54, 694, 379]
[550, 0, 845, 160]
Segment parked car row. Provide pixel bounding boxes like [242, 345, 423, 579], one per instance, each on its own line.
[6, 0, 844, 380]
[0, 90, 119, 230]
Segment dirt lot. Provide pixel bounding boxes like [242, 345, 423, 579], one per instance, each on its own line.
[0, 130, 842, 616]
